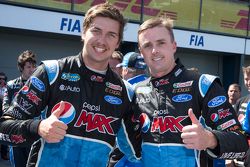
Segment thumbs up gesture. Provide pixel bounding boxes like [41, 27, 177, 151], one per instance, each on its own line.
[181, 108, 217, 150]
[38, 101, 68, 143]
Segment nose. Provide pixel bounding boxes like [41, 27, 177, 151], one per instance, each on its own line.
[152, 48, 158, 55]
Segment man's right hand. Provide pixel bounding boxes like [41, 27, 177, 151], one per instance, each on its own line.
[38, 101, 68, 143]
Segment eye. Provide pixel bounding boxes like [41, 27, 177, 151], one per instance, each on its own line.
[108, 32, 118, 39]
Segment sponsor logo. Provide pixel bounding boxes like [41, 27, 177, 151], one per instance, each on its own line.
[61, 73, 80, 82]
[217, 119, 236, 130]
[18, 98, 33, 111]
[154, 79, 169, 87]
[82, 102, 100, 112]
[172, 87, 191, 93]
[172, 94, 192, 102]
[136, 97, 150, 104]
[153, 109, 169, 116]
[0, 133, 11, 142]
[105, 87, 121, 96]
[220, 152, 245, 159]
[75, 110, 117, 135]
[139, 113, 150, 133]
[210, 108, 231, 122]
[151, 116, 188, 133]
[51, 101, 76, 124]
[136, 86, 152, 94]
[59, 84, 80, 92]
[173, 80, 193, 88]
[26, 90, 41, 105]
[30, 77, 45, 92]
[21, 86, 29, 94]
[104, 95, 122, 105]
[106, 82, 122, 91]
[208, 96, 226, 108]
[175, 68, 182, 77]
[11, 135, 26, 144]
[90, 75, 104, 82]
[11, 108, 23, 119]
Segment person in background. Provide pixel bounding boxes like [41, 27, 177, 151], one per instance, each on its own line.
[234, 66, 250, 167]
[122, 17, 248, 167]
[0, 3, 140, 167]
[227, 83, 241, 107]
[109, 50, 123, 76]
[2, 50, 37, 167]
[0, 72, 8, 160]
[108, 52, 148, 167]
[117, 52, 148, 86]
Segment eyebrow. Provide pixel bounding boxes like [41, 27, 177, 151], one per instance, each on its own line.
[91, 24, 119, 37]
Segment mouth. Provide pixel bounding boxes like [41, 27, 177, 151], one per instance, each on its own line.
[152, 56, 163, 62]
[94, 46, 106, 53]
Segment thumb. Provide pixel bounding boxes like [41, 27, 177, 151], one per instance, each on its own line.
[52, 101, 65, 118]
[188, 108, 199, 124]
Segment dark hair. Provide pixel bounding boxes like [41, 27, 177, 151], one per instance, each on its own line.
[111, 51, 123, 63]
[17, 50, 37, 72]
[83, 2, 127, 43]
[0, 72, 7, 81]
[228, 83, 241, 92]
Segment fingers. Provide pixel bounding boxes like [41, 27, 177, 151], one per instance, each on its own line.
[188, 108, 199, 125]
[52, 101, 65, 118]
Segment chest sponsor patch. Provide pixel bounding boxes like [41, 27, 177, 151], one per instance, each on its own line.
[172, 94, 192, 102]
[104, 95, 122, 105]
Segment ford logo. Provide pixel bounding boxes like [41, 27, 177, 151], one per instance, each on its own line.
[104, 95, 122, 105]
[172, 94, 192, 102]
[208, 96, 226, 108]
[31, 77, 45, 92]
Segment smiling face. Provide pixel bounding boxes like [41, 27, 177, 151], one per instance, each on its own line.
[138, 26, 177, 78]
[81, 16, 120, 71]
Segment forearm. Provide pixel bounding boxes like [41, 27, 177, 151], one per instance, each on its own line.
[0, 116, 41, 146]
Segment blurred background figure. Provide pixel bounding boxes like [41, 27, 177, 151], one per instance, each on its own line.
[109, 51, 123, 76]
[0, 72, 8, 161]
[116, 52, 148, 86]
[2, 50, 37, 167]
[227, 83, 241, 107]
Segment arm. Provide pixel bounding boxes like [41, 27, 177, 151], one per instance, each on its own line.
[0, 65, 50, 146]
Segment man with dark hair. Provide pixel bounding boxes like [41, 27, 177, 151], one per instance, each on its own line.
[2, 50, 37, 167]
[228, 83, 241, 107]
[0, 3, 139, 167]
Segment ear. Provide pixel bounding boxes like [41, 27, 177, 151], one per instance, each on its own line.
[81, 31, 85, 41]
[172, 41, 177, 52]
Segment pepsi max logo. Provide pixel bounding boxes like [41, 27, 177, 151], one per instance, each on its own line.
[104, 95, 122, 105]
[30, 77, 45, 92]
[208, 96, 226, 108]
[51, 101, 76, 124]
[139, 113, 150, 133]
[210, 113, 219, 122]
[172, 94, 192, 102]
[21, 86, 29, 94]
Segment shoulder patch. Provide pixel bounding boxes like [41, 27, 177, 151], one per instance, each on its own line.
[199, 74, 218, 97]
[42, 60, 59, 85]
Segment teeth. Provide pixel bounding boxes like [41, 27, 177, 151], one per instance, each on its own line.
[95, 47, 105, 53]
[153, 57, 162, 61]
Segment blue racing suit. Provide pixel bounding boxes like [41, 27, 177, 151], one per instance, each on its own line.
[123, 59, 248, 167]
[0, 53, 139, 167]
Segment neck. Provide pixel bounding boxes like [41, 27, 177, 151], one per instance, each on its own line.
[82, 53, 108, 71]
